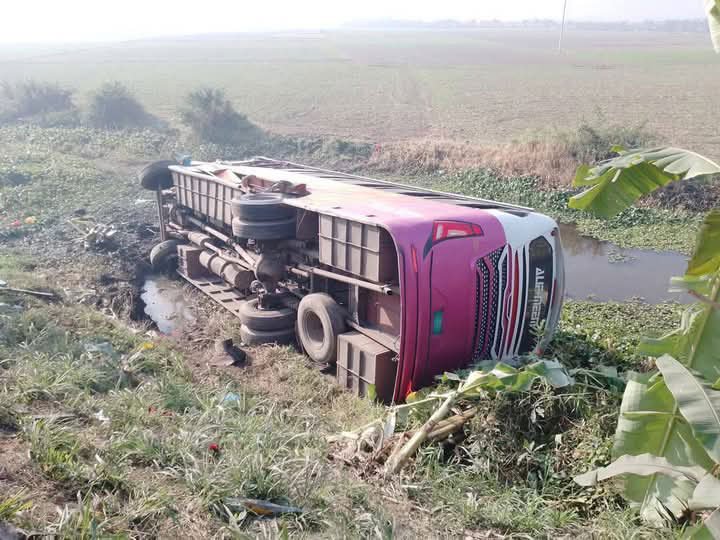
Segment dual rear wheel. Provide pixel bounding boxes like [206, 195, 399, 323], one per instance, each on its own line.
[230, 193, 296, 241]
[238, 293, 347, 364]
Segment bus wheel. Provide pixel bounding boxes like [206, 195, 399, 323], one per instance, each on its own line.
[239, 298, 296, 331]
[230, 193, 295, 221]
[231, 217, 296, 240]
[149, 239, 180, 270]
[239, 324, 296, 346]
[139, 160, 175, 190]
[296, 293, 347, 364]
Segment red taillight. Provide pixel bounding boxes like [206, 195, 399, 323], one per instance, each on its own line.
[431, 221, 483, 243]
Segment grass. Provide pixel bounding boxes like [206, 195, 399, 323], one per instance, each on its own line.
[435, 169, 704, 254]
[1, 29, 718, 157]
[0, 245, 689, 536]
[0, 92, 708, 535]
[0, 123, 708, 255]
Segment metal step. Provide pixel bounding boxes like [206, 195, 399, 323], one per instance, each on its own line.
[178, 273, 247, 319]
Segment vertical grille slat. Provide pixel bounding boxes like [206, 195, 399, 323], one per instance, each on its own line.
[473, 247, 505, 361]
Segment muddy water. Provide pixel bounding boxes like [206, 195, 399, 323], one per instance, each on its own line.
[559, 224, 689, 303]
[140, 275, 196, 334]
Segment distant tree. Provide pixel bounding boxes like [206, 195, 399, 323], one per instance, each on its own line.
[87, 81, 155, 129]
[179, 88, 259, 144]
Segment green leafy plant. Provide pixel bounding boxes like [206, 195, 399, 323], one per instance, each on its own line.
[384, 359, 574, 473]
[573, 209, 720, 536]
[569, 147, 720, 218]
[567, 8, 720, 533]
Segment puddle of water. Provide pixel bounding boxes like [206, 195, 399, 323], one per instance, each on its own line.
[140, 275, 196, 334]
[559, 223, 689, 303]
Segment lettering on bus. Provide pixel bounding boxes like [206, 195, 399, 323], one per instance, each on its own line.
[530, 267, 545, 327]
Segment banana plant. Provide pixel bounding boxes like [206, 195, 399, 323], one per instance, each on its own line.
[572, 203, 720, 536]
[569, 147, 720, 218]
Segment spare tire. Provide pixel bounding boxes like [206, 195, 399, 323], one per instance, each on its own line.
[239, 325, 296, 346]
[232, 217, 296, 241]
[239, 298, 296, 331]
[149, 239, 180, 270]
[296, 293, 347, 364]
[139, 160, 175, 191]
[230, 193, 295, 221]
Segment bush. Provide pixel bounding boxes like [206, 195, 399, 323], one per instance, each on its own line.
[179, 88, 260, 144]
[87, 82, 156, 129]
[0, 81, 77, 124]
[562, 113, 654, 164]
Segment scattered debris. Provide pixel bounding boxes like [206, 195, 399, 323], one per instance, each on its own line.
[67, 218, 118, 250]
[223, 498, 303, 517]
[83, 340, 117, 357]
[210, 338, 246, 367]
[222, 392, 241, 404]
[0, 281, 55, 299]
[93, 410, 110, 425]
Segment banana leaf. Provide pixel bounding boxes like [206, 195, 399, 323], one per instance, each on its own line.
[656, 355, 720, 465]
[458, 359, 573, 396]
[687, 210, 720, 277]
[569, 147, 720, 218]
[574, 453, 707, 486]
[610, 374, 715, 524]
[689, 474, 720, 510]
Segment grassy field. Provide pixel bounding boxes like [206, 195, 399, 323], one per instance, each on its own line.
[2, 29, 719, 159]
[0, 26, 716, 537]
[0, 120, 699, 537]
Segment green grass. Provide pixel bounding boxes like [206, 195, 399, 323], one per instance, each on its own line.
[0, 117, 705, 536]
[438, 169, 702, 253]
[0, 250, 691, 537]
[0, 124, 705, 254]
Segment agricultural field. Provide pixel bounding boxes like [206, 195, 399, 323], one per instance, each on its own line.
[2, 29, 720, 157]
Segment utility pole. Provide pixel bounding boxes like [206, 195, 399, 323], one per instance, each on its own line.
[558, 0, 568, 51]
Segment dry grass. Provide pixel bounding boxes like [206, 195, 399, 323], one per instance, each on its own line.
[367, 138, 579, 187]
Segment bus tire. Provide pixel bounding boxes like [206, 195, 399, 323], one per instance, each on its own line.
[231, 217, 296, 240]
[239, 298, 296, 331]
[239, 324, 296, 346]
[139, 160, 175, 191]
[150, 239, 180, 270]
[230, 193, 295, 221]
[296, 293, 347, 364]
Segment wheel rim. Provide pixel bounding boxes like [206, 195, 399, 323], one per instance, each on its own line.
[303, 311, 325, 352]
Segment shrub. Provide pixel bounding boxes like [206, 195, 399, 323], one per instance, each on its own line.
[0, 80, 77, 124]
[87, 82, 156, 129]
[179, 88, 260, 144]
[562, 113, 654, 164]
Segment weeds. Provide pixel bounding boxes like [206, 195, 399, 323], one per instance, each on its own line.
[0, 491, 32, 521]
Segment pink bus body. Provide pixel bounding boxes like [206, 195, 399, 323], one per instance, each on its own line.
[159, 158, 565, 402]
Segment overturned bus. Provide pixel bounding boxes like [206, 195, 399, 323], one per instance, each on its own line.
[140, 157, 565, 403]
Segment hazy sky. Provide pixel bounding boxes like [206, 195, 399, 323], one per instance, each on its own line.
[1, 0, 706, 43]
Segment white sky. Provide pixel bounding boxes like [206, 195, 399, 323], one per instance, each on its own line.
[1, 0, 706, 43]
